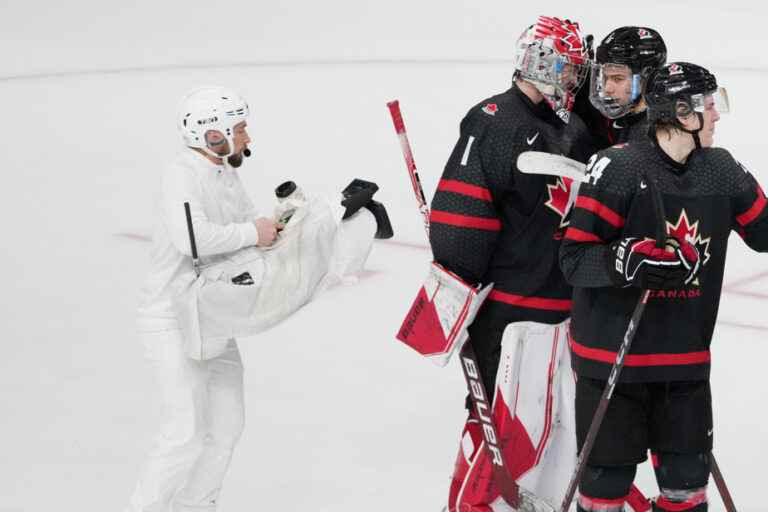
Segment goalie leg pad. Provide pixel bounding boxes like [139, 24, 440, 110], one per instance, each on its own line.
[448, 320, 575, 510]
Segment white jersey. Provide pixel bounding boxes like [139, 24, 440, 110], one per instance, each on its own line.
[138, 149, 260, 330]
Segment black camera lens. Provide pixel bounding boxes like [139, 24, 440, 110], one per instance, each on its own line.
[275, 181, 297, 199]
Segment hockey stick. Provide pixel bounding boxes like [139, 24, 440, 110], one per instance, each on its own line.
[184, 202, 201, 277]
[387, 101, 555, 512]
[710, 455, 737, 512]
[517, 151, 588, 182]
[387, 100, 430, 237]
[559, 172, 666, 512]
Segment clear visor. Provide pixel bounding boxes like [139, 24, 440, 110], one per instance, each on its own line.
[588, 63, 642, 119]
[691, 87, 730, 114]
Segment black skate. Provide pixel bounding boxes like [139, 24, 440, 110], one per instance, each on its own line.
[340, 178, 394, 239]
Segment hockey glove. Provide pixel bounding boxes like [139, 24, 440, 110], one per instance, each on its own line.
[608, 236, 700, 290]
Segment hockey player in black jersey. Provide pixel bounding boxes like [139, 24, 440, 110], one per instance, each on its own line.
[560, 62, 767, 511]
[574, 26, 667, 152]
[432, 16, 593, 511]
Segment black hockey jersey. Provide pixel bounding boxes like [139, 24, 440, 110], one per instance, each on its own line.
[560, 137, 768, 382]
[430, 85, 591, 330]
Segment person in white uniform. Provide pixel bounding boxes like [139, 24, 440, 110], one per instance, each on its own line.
[127, 86, 391, 512]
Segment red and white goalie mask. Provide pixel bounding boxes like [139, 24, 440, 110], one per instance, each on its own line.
[514, 16, 590, 123]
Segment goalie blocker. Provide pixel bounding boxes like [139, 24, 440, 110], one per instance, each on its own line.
[396, 262, 492, 366]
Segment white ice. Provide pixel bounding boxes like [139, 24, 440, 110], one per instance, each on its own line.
[2, 1, 767, 510]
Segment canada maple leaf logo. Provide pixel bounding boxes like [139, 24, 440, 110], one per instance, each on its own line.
[666, 209, 712, 267]
[482, 103, 498, 116]
[545, 177, 573, 227]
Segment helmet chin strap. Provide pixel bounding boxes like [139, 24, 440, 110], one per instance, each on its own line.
[201, 133, 237, 160]
[679, 111, 704, 149]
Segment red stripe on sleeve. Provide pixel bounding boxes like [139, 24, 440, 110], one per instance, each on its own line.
[569, 335, 711, 367]
[564, 227, 603, 243]
[489, 290, 572, 311]
[438, 179, 493, 202]
[736, 186, 768, 227]
[575, 196, 625, 227]
[430, 210, 501, 231]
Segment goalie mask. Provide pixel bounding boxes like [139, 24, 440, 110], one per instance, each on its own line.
[513, 16, 590, 123]
[177, 86, 250, 158]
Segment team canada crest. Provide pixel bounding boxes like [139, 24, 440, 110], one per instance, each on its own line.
[668, 63, 684, 76]
[667, 209, 712, 287]
[637, 28, 653, 39]
[545, 177, 573, 228]
[482, 103, 498, 116]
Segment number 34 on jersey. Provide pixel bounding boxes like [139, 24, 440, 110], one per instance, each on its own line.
[585, 154, 612, 186]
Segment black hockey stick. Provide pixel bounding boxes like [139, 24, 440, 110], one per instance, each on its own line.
[559, 172, 666, 512]
[184, 202, 200, 277]
[710, 455, 737, 511]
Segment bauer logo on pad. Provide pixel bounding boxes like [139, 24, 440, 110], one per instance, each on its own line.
[396, 262, 492, 366]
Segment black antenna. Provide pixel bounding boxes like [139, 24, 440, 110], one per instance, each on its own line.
[184, 202, 200, 277]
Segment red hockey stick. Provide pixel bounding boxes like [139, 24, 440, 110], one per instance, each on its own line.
[387, 100, 430, 237]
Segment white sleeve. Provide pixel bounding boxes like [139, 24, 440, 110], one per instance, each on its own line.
[161, 164, 259, 257]
[235, 173, 264, 222]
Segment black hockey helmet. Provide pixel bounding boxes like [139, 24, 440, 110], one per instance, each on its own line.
[596, 27, 667, 77]
[589, 27, 667, 118]
[645, 62, 719, 123]
[645, 62, 729, 147]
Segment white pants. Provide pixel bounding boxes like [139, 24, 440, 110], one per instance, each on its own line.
[127, 330, 244, 512]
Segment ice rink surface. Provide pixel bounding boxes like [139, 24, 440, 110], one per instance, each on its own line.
[2, 2, 768, 510]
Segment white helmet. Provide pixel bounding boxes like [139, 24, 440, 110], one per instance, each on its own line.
[177, 86, 250, 158]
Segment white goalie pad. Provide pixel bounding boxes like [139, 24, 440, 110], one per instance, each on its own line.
[448, 320, 576, 511]
[174, 196, 376, 360]
[396, 262, 492, 366]
[497, 321, 577, 509]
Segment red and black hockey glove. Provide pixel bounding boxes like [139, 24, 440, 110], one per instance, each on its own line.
[607, 236, 700, 290]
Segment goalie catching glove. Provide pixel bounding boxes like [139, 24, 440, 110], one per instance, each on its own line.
[608, 236, 700, 290]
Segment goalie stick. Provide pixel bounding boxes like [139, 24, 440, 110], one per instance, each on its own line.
[387, 100, 430, 237]
[387, 100, 555, 512]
